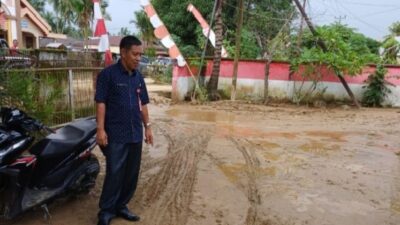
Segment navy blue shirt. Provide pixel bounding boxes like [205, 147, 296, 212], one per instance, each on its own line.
[95, 60, 150, 143]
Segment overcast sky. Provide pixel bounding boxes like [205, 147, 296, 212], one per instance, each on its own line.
[106, 0, 400, 40]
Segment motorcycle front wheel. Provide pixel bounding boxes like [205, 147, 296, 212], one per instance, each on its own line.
[0, 174, 9, 217]
[68, 155, 100, 195]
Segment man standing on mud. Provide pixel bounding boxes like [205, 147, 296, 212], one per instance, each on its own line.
[95, 35, 153, 225]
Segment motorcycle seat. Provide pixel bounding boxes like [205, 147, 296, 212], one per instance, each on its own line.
[30, 119, 96, 158]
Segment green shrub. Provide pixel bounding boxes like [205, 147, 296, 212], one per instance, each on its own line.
[362, 65, 391, 107]
[0, 70, 62, 124]
[151, 65, 172, 84]
[194, 86, 208, 103]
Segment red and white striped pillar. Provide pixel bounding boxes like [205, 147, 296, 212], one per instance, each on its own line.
[187, 3, 228, 58]
[93, 0, 112, 66]
[140, 0, 186, 67]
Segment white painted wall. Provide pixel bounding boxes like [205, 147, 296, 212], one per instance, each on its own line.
[173, 76, 400, 107]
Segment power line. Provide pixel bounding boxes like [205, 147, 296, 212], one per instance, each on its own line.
[223, 1, 295, 23]
[332, 0, 386, 33]
[309, 0, 387, 34]
[360, 6, 400, 17]
[332, 0, 399, 7]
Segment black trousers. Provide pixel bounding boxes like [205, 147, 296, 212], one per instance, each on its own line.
[98, 142, 142, 219]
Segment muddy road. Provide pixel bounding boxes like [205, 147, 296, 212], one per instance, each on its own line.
[3, 82, 400, 225]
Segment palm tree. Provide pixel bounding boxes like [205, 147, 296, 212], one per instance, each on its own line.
[382, 36, 399, 64]
[43, 11, 63, 33]
[207, 0, 223, 100]
[389, 21, 400, 36]
[131, 11, 156, 47]
[47, 0, 76, 34]
[382, 21, 400, 64]
[28, 0, 46, 15]
[74, 0, 93, 48]
[49, 0, 110, 40]
[118, 27, 131, 36]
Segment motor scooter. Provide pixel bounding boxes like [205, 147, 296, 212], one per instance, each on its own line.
[0, 107, 100, 220]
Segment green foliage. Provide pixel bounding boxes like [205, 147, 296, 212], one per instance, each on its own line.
[117, 27, 132, 36]
[218, 86, 231, 100]
[195, 27, 215, 58]
[365, 37, 381, 55]
[140, 0, 294, 60]
[151, 0, 214, 47]
[45, 0, 110, 38]
[0, 70, 62, 124]
[299, 23, 380, 57]
[28, 0, 46, 15]
[382, 36, 399, 64]
[362, 65, 391, 107]
[43, 11, 82, 38]
[170, 34, 201, 57]
[224, 28, 260, 58]
[188, 57, 206, 68]
[382, 21, 400, 65]
[163, 66, 173, 84]
[145, 47, 156, 57]
[389, 21, 400, 36]
[292, 23, 379, 76]
[291, 64, 327, 105]
[131, 11, 156, 45]
[227, 0, 295, 60]
[152, 66, 173, 84]
[180, 45, 202, 58]
[194, 86, 208, 103]
[245, 0, 295, 59]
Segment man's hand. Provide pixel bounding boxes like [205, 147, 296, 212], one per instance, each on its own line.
[145, 127, 153, 145]
[96, 129, 108, 147]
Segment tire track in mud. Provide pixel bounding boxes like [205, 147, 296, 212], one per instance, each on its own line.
[389, 155, 400, 223]
[230, 138, 265, 225]
[137, 121, 212, 225]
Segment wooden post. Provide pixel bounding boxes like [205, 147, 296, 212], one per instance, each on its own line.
[231, 0, 244, 101]
[15, 0, 22, 48]
[68, 69, 75, 121]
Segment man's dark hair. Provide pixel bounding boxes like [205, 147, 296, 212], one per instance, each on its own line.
[119, 35, 142, 50]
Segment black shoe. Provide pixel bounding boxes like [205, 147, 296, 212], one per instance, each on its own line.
[97, 212, 115, 225]
[117, 208, 140, 222]
[97, 216, 112, 225]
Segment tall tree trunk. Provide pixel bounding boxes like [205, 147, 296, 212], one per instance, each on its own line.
[231, 0, 244, 101]
[264, 55, 272, 104]
[207, 0, 223, 101]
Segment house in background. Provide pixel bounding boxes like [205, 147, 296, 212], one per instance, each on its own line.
[87, 35, 168, 57]
[0, 0, 65, 49]
[39, 36, 84, 51]
[87, 35, 123, 54]
[0, 0, 168, 55]
[145, 41, 169, 57]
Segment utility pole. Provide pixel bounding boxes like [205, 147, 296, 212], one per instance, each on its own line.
[231, 0, 244, 101]
[292, 0, 361, 108]
[15, 0, 22, 48]
[334, 15, 346, 24]
[197, 0, 218, 87]
[296, 0, 307, 49]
